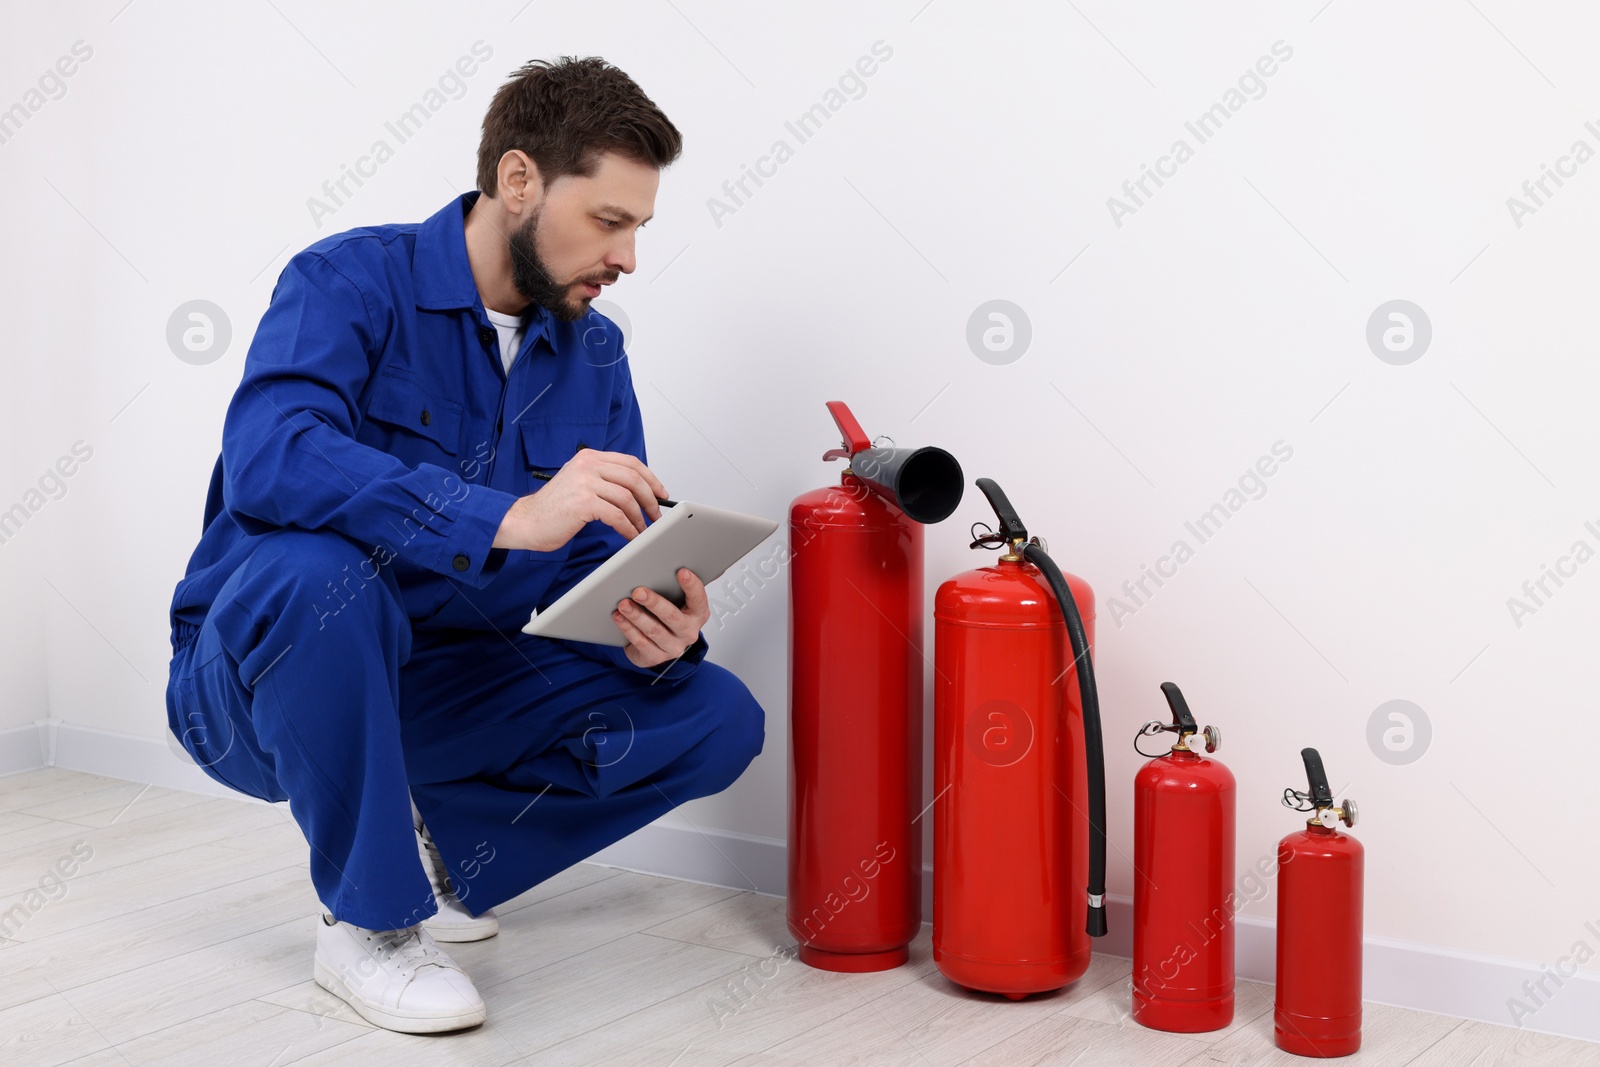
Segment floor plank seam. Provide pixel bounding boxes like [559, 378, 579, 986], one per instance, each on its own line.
[9, 770, 1600, 1064]
[36, 979, 120, 1064]
[252, 988, 353, 1025]
[474, 926, 661, 993]
[480, 1016, 574, 1067]
[494, 866, 627, 915]
[504, 938, 769, 1059]
[475, 914, 755, 998]
[5, 862, 315, 965]
[95, 996, 303, 1060]
[0, 817, 301, 896]
[17, 786, 216, 830]
[642, 884, 757, 926]
[834, 978, 945, 1065]
[633, 928, 777, 960]
[1396, 1016, 1470, 1067]
[18, 781, 144, 802]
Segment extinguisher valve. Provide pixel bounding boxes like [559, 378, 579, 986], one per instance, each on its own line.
[1134, 683, 1221, 756]
[1338, 799, 1358, 828]
[1285, 748, 1358, 828]
[1313, 802, 1357, 829]
[1297, 796, 1357, 829]
[972, 478, 1029, 556]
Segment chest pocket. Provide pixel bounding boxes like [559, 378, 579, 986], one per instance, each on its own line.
[521, 417, 610, 491]
[362, 371, 464, 461]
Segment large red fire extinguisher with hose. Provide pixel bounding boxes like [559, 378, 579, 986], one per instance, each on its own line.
[1131, 682, 1236, 1032]
[788, 401, 964, 971]
[1276, 747, 1363, 1057]
[932, 477, 1109, 998]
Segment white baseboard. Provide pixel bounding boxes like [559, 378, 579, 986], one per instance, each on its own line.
[594, 827, 1600, 1044]
[7, 720, 1594, 1044]
[0, 722, 46, 776]
[0, 718, 264, 801]
[590, 819, 789, 898]
[1204, 912, 1600, 1042]
[55, 719, 263, 800]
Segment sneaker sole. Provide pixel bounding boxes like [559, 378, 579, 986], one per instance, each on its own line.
[422, 915, 500, 943]
[314, 959, 486, 1033]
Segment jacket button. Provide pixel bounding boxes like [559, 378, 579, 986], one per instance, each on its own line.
[479, 326, 497, 346]
[452, 554, 470, 572]
[420, 409, 432, 426]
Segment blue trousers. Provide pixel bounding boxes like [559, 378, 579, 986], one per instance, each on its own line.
[165, 529, 765, 931]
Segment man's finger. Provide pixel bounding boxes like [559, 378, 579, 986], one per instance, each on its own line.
[678, 568, 709, 619]
[597, 461, 663, 522]
[596, 500, 642, 542]
[612, 609, 664, 664]
[586, 450, 667, 500]
[618, 594, 666, 642]
[622, 589, 681, 641]
[612, 452, 668, 500]
[617, 598, 680, 658]
[593, 479, 647, 535]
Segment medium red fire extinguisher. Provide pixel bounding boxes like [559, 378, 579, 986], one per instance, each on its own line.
[1276, 747, 1363, 1057]
[1131, 682, 1236, 1032]
[788, 401, 963, 971]
[932, 478, 1109, 998]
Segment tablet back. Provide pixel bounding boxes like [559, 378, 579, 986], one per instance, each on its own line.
[521, 501, 780, 647]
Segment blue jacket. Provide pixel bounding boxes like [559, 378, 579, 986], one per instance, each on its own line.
[168, 191, 706, 681]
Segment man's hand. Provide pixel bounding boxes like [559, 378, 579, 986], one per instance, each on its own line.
[493, 448, 667, 552]
[614, 568, 709, 670]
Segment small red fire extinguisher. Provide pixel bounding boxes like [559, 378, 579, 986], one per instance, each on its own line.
[932, 478, 1109, 999]
[1276, 747, 1363, 1057]
[1131, 682, 1236, 1032]
[787, 401, 963, 971]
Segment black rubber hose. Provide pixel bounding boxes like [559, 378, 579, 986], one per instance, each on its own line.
[1022, 541, 1108, 938]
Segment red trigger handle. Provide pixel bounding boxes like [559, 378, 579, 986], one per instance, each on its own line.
[822, 400, 871, 461]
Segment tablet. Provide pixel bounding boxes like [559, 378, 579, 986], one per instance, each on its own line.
[521, 501, 780, 647]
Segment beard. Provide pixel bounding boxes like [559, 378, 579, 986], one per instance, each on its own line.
[508, 207, 605, 323]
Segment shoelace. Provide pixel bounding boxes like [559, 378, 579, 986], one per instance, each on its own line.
[417, 823, 456, 901]
[364, 924, 453, 979]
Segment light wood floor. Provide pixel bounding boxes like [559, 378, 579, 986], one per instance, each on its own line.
[1, 767, 1596, 1067]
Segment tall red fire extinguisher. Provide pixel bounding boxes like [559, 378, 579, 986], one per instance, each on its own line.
[788, 401, 964, 971]
[932, 478, 1109, 998]
[1131, 682, 1236, 1032]
[1276, 747, 1363, 1057]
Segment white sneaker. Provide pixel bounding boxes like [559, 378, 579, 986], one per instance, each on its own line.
[414, 810, 499, 942]
[313, 913, 486, 1033]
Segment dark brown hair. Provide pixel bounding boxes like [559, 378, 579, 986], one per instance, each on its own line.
[477, 56, 683, 197]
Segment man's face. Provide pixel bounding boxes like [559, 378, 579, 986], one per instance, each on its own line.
[509, 151, 659, 322]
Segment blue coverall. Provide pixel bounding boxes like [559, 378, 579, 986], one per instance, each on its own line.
[165, 191, 765, 932]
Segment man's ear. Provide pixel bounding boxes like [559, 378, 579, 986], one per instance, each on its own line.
[497, 149, 544, 212]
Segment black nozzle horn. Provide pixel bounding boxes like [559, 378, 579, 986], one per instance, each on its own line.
[1301, 748, 1334, 807]
[975, 477, 1027, 542]
[850, 446, 964, 525]
[1159, 682, 1198, 734]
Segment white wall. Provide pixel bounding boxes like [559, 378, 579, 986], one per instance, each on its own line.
[4, 0, 1598, 1032]
[0, 6, 90, 750]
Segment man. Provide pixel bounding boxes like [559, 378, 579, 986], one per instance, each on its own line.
[164, 56, 765, 1033]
